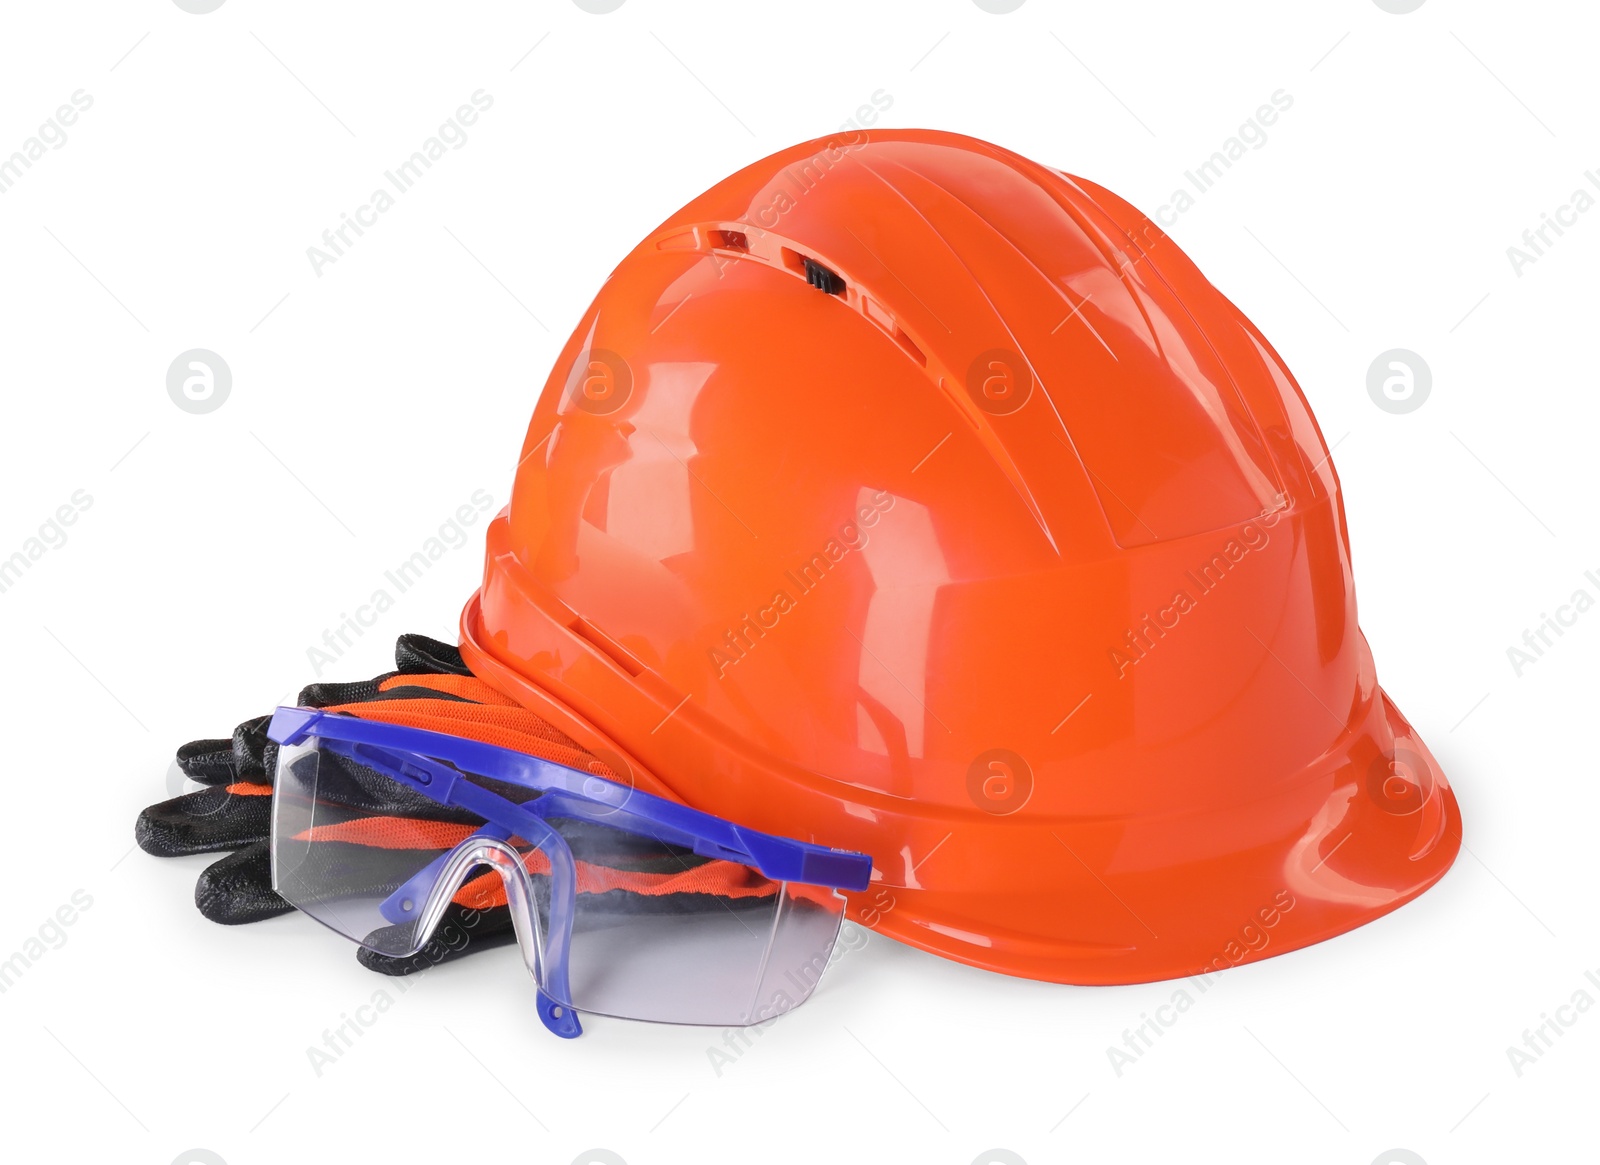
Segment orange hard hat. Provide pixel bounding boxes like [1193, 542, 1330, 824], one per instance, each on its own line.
[459, 129, 1461, 985]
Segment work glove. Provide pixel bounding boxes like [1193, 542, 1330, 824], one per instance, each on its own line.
[135, 633, 620, 975]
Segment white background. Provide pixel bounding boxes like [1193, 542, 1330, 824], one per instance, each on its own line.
[0, 1, 1594, 1163]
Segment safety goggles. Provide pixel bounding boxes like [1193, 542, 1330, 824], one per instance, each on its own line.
[265, 708, 871, 1038]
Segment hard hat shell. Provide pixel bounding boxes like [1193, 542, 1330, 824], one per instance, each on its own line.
[460, 129, 1460, 985]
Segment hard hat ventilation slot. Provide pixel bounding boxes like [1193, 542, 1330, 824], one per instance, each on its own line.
[894, 327, 925, 365]
[801, 256, 846, 296]
[708, 229, 748, 252]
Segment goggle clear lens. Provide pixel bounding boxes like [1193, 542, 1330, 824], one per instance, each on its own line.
[269, 728, 853, 1029]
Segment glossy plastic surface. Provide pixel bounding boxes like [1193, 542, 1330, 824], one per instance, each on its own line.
[460, 129, 1462, 985]
[266, 708, 865, 1034]
[267, 707, 870, 891]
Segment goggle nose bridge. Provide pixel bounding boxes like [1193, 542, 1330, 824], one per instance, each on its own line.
[400, 832, 584, 1038]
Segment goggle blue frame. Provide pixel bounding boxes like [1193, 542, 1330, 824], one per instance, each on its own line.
[266, 707, 873, 1037]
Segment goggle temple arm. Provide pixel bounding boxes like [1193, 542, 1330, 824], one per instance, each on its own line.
[271, 713, 585, 1038]
[340, 736, 592, 1036]
[269, 706, 873, 891]
[380, 831, 582, 1039]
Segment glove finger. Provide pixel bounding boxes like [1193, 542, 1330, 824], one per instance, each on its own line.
[356, 904, 517, 976]
[298, 674, 396, 708]
[294, 633, 465, 707]
[394, 633, 470, 676]
[169, 714, 276, 786]
[174, 737, 246, 785]
[135, 782, 274, 857]
[174, 634, 464, 790]
[194, 841, 293, 924]
[231, 713, 277, 781]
